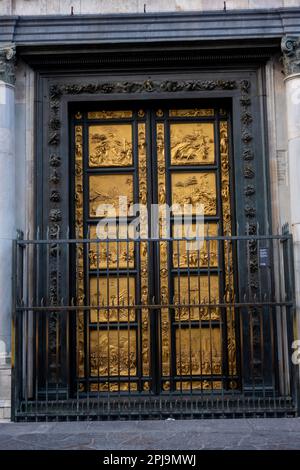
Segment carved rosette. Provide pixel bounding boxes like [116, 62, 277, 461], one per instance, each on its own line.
[0, 44, 16, 85]
[281, 36, 300, 76]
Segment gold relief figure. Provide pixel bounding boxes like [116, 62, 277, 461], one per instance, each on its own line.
[89, 124, 133, 167]
[158, 184, 166, 204]
[75, 161, 83, 177]
[89, 174, 134, 217]
[171, 172, 217, 215]
[220, 122, 229, 156]
[143, 381, 150, 391]
[90, 329, 137, 377]
[170, 109, 214, 118]
[174, 275, 220, 321]
[90, 277, 135, 323]
[170, 123, 215, 165]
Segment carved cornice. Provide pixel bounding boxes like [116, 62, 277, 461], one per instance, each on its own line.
[0, 44, 16, 85]
[281, 36, 300, 76]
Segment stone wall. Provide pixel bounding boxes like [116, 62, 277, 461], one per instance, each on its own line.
[0, 0, 300, 16]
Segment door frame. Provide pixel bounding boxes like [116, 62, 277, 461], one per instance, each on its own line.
[34, 63, 275, 396]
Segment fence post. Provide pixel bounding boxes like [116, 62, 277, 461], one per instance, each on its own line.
[285, 230, 300, 414]
[11, 231, 24, 421]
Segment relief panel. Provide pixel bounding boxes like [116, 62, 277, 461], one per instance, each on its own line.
[90, 329, 137, 377]
[90, 276, 136, 323]
[89, 174, 134, 217]
[173, 275, 220, 321]
[170, 122, 215, 165]
[175, 328, 222, 376]
[89, 124, 133, 167]
[171, 172, 217, 215]
[172, 223, 218, 268]
[89, 225, 135, 270]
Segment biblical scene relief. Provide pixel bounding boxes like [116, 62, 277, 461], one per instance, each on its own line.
[90, 329, 137, 377]
[176, 328, 222, 376]
[170, 123, 215, 165]
[89, 124, 133, 167]
[172, 223, 218, 268]
[89, 226, 135, 269]
[171, 172, 217, 215]
[90, 276, 136, 323]
[174, 275, 220, 321]
[89, 174, 134, 217]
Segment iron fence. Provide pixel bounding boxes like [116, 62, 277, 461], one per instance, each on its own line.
[11, 228, 299, 420]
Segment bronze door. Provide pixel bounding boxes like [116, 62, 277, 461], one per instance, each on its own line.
[72, 105, 237, 394]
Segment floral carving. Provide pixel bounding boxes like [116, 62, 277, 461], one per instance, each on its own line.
[49, 209, 62, 222]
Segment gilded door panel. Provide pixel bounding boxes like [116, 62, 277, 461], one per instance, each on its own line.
[175, 328, 222, 376]
[156, 107, 235, 391]
[171, 172, 217, 215]
[89, 174, 134, 217]
[90, 329, 137, 376]
[89, 124, 133, 167]
[173, 275, 220, 321]
[172, 223, 218, 268]
[170, 122, 215, 165]
[90, 276, 136, 323]
[89, 226, 135, 269]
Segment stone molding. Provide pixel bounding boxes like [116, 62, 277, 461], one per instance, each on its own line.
[1, 10, 300, 47]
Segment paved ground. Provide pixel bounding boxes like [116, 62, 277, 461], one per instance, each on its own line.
[0, 418, 299, 450]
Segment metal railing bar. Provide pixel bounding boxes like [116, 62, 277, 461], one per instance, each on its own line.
[16, 234, 293, 245]
[16, 301, 295, 311]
